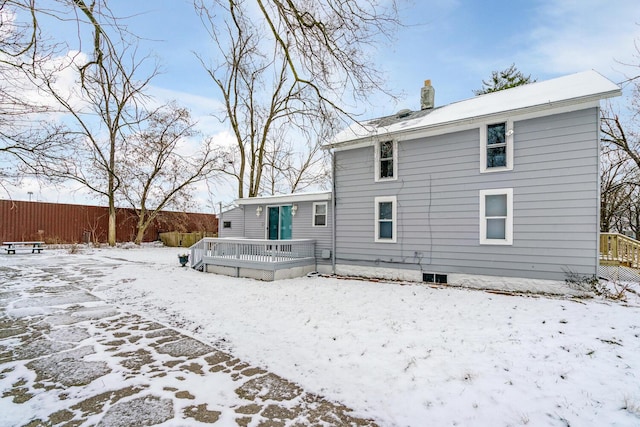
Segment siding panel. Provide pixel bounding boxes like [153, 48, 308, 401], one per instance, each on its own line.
[334, 108, 600, 281]
[218, 207, 245, 238]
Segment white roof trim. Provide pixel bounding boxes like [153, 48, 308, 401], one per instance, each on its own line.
[236, 191, 332, 205]
[327, 70, 621, 149]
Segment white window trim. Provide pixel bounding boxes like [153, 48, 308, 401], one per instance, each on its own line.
[312, 202, 328, 227]
[374, 139, 398, 182]
[480, 120, 514, 173]
[479, 188, 513, 245]
[374, 196, 397, 243]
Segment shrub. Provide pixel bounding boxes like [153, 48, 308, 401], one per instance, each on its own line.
[564, 270, 630, 301]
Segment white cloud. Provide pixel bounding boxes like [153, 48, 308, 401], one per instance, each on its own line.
[3, 177, 99, 206]
[146, 85, 229, 136]
[147, 85, 224, 115]
[524, 0, 640, 80]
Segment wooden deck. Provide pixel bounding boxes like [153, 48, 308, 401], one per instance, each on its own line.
[190, 238, 316, 281]
[600, 233, 640, 268]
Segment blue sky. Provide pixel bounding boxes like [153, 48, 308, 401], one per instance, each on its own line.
[8, 0, 640, 207]
[105, 0, 640, 115]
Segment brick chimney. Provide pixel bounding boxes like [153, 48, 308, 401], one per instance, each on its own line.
[420, 79, 435, 110]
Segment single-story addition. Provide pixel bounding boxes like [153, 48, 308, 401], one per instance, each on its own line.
[191, 70, 621, 293]
[326, 70, 621, 293]
[192, 192, 333, 280]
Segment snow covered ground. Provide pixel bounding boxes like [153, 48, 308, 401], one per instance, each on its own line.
[4, 245, 640, 426]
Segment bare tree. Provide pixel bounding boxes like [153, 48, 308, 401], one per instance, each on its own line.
[196, 1, 323, 197]
[253, 0, 400, 109]
[0, 0, 67, 191]
[599, 36, 640, 235]
[622, 187, 640, 238]
[118, 103, 220, 244]
[23, 0, 159, 245]
[601, 107, 640, 235]
[195, 0, 400, 199]
[600, 143, 635, 232]
[602, 108, 640, 170]
[262, 117, 334, 195]
[197, 4, 270, 198]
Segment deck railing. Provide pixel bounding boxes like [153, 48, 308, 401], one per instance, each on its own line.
[190, 237, 315, 269]
[600, 233, 640, 268]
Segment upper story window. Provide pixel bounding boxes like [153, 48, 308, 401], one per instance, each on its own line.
[375, 140, 397, 181]
[479, 188, 513, 245]
[374, 196, 397, 243]
[223, 221, 232, 229]
[480, 120, 513, 173]
[312, 202, 327, 227]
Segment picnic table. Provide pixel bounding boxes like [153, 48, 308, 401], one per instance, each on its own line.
[2, 241, 45, 254]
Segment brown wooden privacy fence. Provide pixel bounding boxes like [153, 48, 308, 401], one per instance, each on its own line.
[159, 231, 218, 248]
[0, 199, 217, 244]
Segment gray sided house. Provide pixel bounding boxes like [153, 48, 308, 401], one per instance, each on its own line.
[191, 192, 333, 280]
[191, 71, 622, 292]
[326, 71, 621, 293]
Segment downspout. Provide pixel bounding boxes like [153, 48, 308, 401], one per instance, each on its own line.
[331, 149, 337, 274]
[595, 105, 602, 277]
[241, 205, 246, 237]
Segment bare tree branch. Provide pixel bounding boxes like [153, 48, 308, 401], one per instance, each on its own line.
[600, 36, 640, 235]
[117, 102, 221, 243]
[16, 0, 160, 245]
[195, 0, 388, 198]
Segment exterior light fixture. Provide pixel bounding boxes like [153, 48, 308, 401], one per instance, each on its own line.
[256, 206, 263, 216]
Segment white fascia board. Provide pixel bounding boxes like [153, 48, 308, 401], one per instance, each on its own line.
[327, 70, 621, 150]
[330, 96, 611, 150]
[401, 97, 606, 142]
[220, 205, 240, 214]
[236, 191, 332, 206]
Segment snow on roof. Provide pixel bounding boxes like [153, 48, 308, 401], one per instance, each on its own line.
[328, 70, 621, 147]
[236, 190, 331, 205]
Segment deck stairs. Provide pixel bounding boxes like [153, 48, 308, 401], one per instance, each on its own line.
[192, 259, 204, 272]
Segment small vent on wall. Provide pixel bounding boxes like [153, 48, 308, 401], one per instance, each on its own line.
[423, 272, 447, 284]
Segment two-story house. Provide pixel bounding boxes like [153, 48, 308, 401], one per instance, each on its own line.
[325, 70, 620, 292]
[195, 70, 621, 292]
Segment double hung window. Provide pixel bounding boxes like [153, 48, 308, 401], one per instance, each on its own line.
[479, 188, 513, 245]
[480, 121, 513, 172]
[375, 196, 397, 243]
[313, 202, 327, 227]
[375, 140, 397, 181]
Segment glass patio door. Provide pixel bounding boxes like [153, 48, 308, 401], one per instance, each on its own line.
[267, 206, 292, 240]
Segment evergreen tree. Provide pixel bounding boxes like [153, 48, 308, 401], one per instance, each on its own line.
[474, 64, 536, 95]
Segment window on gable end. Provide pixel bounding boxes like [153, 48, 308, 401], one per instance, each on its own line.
[375, 140, 397, 181]
[480, 121, 513, 173]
